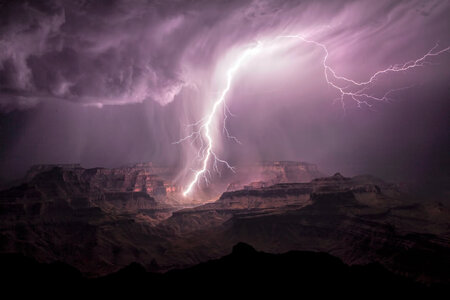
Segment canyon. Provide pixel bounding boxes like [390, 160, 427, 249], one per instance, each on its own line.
[0, 161, 448, 283]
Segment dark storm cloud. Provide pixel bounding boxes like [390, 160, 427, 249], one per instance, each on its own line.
[0, 0, 219, 110]
[2, 0, 448, 111]
[0, 0, 287, 111]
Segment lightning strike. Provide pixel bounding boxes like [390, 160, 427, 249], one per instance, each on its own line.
[279, 35, 450, 110]
[177, 34, 450, 196]
[177, 42, 263, 196]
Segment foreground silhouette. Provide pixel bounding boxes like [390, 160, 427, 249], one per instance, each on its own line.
[1, 243, 447, 297]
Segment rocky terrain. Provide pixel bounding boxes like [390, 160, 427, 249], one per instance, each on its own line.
[226, 160, 324, 191]
[0, 162, 448, 283]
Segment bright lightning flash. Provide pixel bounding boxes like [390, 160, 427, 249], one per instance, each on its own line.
[176, 42, 263, 197]
[176, 34, 450, 197]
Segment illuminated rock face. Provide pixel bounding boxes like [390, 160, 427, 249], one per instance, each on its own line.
[258, 161, 322, 181]
[227, 161, 324, 192]
[25, 163, 180, 200]
[133, 172, 166, 195]
[19, 161, 322, 210]
[4, 163, 185, 218]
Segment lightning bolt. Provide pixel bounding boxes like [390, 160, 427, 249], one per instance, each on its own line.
[279, 35, 450, 110]
[175, 42, 263, 196]
[176, 34, 450, 196]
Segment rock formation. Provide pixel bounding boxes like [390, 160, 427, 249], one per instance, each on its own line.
[0, 163, 448, 283]
[226, 161, 324, 191]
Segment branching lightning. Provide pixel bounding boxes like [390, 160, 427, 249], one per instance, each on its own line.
[176, 34, 450, 196]
[279, 35, 450, 110]
[175, 42, 263, 196]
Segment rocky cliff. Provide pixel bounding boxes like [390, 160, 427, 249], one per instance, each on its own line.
[164, 173, 450, 282]
[226, 160, 324, 191]
[0, 165, 449, 282]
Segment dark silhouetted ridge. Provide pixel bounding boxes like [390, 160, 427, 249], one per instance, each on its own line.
[232, 242, 257, 255]
[1, 244, 447, 297]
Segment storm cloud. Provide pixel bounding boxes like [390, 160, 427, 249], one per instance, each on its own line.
[0, 0, 448, 110]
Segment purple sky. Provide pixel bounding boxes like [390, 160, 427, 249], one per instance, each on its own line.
[0, 0, 449, 192]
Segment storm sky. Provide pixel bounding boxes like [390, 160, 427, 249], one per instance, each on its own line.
[0, 0, 449, 191]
